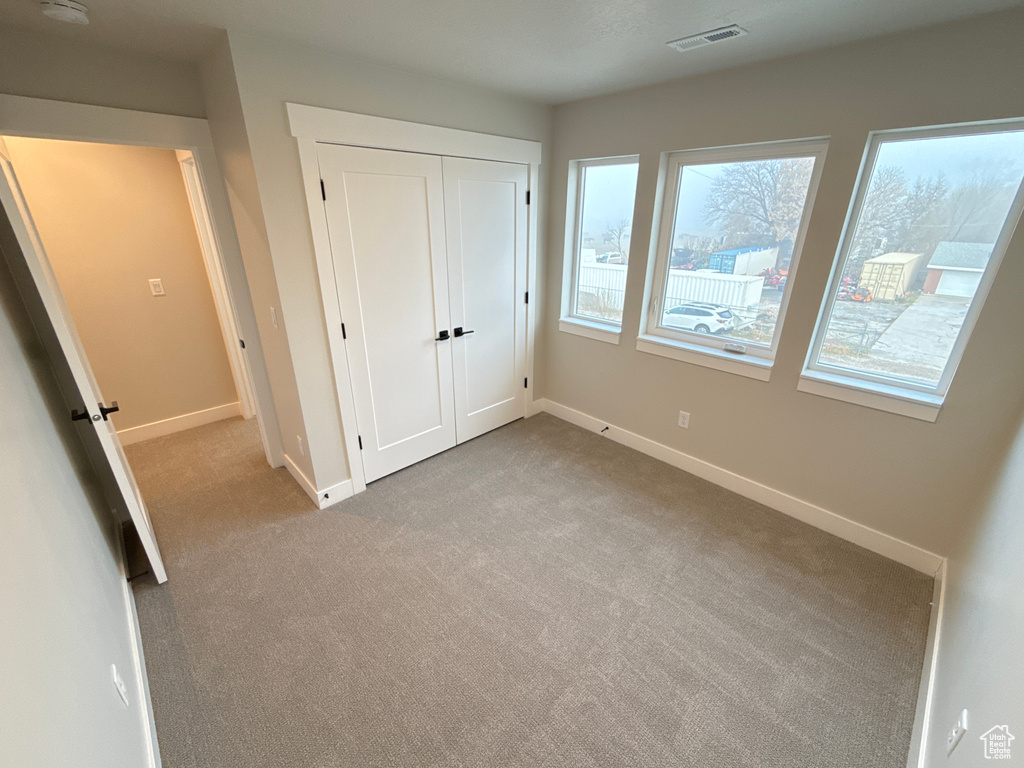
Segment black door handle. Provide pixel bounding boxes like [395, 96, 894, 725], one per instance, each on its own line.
[453, 327, 474, 337]
[98, 401, 120, 421]
[435, 330, 450, 341]
[71, 408, 92, 422]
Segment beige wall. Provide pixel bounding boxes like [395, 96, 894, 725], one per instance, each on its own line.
[924, 404, 1024, 765]
[541, 8, 1024, 558]
[0, 24, 205, 118]
[222, 31, 552, 490]
[5, 138, 238, 431]
[0, 210, 151, 767]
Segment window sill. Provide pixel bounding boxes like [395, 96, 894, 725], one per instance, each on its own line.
[559, 317, 621, 345]
[797, 369, 942, 422]
[636, 334, 773, 382]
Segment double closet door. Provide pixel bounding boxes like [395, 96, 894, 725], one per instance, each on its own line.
[318, 144, 528, 483]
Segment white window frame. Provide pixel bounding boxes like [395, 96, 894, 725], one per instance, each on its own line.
[559, 155, 639, 345]
[800, 118, 1024, 422]
[637, 138, 828, 380]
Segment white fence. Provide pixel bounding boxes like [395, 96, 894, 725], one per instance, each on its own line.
[577, 264, 764, 314]
[666, 271, 764, 308]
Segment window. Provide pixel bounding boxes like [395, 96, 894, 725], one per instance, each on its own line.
[639, 139, 827, 379]
[560, 156, 639, 343]
[802, 120, 1024, 420]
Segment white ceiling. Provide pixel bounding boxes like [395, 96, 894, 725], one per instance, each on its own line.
[1, 0, 1020, 103]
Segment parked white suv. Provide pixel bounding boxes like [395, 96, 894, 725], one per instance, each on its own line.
[662, 302, 736, 334]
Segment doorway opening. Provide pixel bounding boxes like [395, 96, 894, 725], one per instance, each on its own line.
[4, 137, 257, 443]
[0, 128, 274, 584]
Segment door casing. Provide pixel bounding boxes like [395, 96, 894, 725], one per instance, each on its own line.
[289, 104, 542, 495]
[0, 94, 284, 471]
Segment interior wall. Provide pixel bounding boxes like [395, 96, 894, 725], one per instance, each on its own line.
[541, 8, 1024, 558]
[5, 137, 238, 432]
[924, 403, 1024, 765]
[0, 24, 205, 119]
[223, 31, 553, 491]
[198, 35, 296, 469]
[0, 210, 151, 768]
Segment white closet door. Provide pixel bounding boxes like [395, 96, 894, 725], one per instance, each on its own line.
[318, 144, 456, 483]
[443, 157, 528, 443]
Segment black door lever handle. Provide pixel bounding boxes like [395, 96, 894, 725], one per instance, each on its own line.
[71, 408, 92, 422]
[435, 330, 450, 341]
[98, 401, 120, 421]
[453, 327, 474, 337]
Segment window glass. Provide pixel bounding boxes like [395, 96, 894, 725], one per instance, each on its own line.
[812, 127, 1024, 390]
[651, 146, 824, 356]
[570, 160, 639, 325]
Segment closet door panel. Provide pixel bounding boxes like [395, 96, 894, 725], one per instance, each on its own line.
[318, 144, 456, 482]
[443, 157, 528, 443]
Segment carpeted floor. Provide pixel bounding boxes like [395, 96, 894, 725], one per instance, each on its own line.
[129, 414, 932, 768]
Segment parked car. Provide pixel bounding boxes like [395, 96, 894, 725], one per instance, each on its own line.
[663, 302, 736, 334]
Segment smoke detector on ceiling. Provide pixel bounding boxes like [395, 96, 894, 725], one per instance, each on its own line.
[667, 25, 747, 53]
[40, 0, 89, 24]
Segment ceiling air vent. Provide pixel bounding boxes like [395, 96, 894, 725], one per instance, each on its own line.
[667, 25, 747, 53]
[40, 0, 89, 24]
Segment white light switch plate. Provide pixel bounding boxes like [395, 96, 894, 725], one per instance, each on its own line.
[148, 278, 165, 297]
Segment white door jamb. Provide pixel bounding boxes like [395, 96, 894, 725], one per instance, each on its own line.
[176, 149, 258, 420]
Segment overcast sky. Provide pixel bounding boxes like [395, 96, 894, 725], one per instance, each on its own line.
[580, 129, 1024, 244]
[580, 162, 638, 241]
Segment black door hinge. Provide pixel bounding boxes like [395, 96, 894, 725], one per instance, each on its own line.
[524, 291, 529, 304]
[524, 377, 528, 388]
[526, 190, 531, 205]
[239, 339, 246, 349]
[358, 435, 363, 450]
[320, 179, 326, 201]
[341, 322, 347, 340]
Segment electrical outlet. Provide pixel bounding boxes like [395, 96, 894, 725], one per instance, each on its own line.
[148, 278, 165, 297]
[297, 436, 304, 456]
[678, 411, 690, 429]
[111, 664, 129, 708]
[270, 306, 279, 329]
[947, 709, 968, 756]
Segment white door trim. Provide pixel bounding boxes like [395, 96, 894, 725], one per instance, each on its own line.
[290, 105, 542, 494]
[295, 139, 367, 495]
[0, 93, 284, 467]
[176, 150, 257, 420]
[287, 103, 542, 165]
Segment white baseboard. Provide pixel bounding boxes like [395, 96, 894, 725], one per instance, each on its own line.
[117, 402, 242, 446]
[284, 453, 354, 510]
[534, 398, 944, 575]
[114, 521, 162, 768]
[906, 560, 947, 768]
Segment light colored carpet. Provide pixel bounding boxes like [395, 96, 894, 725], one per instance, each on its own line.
[129, 413, 932, 768]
